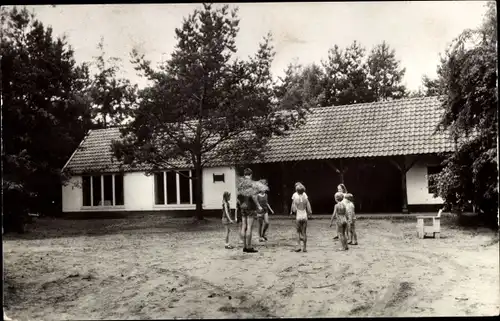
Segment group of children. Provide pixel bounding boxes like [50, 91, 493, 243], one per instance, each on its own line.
[221, 169, 358, 253]
[329, 183, 358, 251]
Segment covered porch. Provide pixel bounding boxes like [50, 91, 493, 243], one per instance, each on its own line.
[244, 155, 433, 215]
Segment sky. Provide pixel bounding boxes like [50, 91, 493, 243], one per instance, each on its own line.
[21, 1, 490, 91]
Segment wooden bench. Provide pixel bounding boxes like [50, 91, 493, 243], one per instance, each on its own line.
[416, 209, 442, 239]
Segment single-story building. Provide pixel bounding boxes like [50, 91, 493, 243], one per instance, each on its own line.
[61, 96, 453, 216]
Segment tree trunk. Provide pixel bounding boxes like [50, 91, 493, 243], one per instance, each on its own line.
[194, 160, 204, 221]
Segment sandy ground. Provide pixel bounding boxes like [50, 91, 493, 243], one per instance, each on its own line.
[3, 214, 499, 319]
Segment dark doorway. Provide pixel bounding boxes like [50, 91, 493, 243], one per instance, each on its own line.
[242, 157, 403, 214]
[344, 158, 403, 213]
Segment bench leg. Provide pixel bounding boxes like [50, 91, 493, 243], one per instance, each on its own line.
[434, 232, 440, 239]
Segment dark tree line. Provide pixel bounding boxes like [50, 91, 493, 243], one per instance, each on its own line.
[275, 40, 408, 108]
[2, 3, 496, 226]
[1, 7, 134, 231]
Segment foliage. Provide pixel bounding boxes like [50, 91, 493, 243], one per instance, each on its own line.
[275, 62, 324, 110]
[87, 37, 138, 128]
[432, 1, 498, 227]
[366, 41, 407, 100]
[1, 6, 93, 222]
[321, 41, 372, 105]
[113, 3, 309, 219]
[237, 177, 269, 197]
[277, 40, 408, 107]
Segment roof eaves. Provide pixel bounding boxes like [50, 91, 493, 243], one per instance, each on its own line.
[62, 129, 93, 172]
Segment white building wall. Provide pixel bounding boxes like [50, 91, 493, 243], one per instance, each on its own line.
[62, 176, 83, 212]
[406, 160, 444, 205]
[64, 163, 441, 211]
[62, 167, 237, 212]
[202, 166, 237, 209]
[124, 172, 154, 211]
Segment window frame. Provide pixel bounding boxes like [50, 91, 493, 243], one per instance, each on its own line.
[81, 174, 125, 209]
[154, 170, 194, 207]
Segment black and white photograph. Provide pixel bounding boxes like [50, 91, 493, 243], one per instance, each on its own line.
[2, 1, 499, 319]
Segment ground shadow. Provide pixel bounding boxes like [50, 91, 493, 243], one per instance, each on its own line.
[2, 216, 223, 241]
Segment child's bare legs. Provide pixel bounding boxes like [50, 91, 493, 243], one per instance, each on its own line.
[337, 222, 348, 250]
[257, 215, 264, 241]
[347, 222, 352, 244]
[240, 217, 247, 245]
[224, 225, 234, 248]
[295, 220, 302, 251]
[262, 212, 269, 240]
[350, 221, 358, 245]
[225, 225, 230, 245]
[342, 223, 349, 250]
[245, 215, 256, 250]
[302, 221, 307, 252]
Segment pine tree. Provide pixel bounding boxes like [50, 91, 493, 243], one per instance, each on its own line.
[88, 37, 137, 128]
[113, 4, 309, 220]
[366, 41, 407, 101]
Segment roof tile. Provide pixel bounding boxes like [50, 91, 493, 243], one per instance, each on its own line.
[63, 96, 454, 173]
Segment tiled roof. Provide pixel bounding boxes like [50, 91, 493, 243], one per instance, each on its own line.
[63, 96, 454, 174]
[259, 96, 454, 163]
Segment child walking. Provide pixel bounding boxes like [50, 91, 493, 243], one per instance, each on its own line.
[222, 191, 235, 249]
[257, 189, 274, 242]
[290, 183, 312, 252]
[290, 182, 309, 215]
[333, 183, 348, 240]
[344, 193, 358, 245]
[330, 192, 349, 251]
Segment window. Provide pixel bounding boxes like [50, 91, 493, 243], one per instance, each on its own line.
[103, 175, 113, 206]
[154, 173, 165, 205]
[427, 166, 443, 194]
[82, 176, 91, 206]
[166, 171, 177, 204]
[154, 170, 194, 205]
[213, 174, 225, 182]
[82, 174, 124, 207]
[179, 170, 191, 204]
[92, 175, 102, 206]
[114, 174, 124, 205]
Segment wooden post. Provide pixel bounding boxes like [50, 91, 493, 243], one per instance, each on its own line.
[280, 162, 288, 215]
[401, 167, 409, 214]
[389, 156, 419, 214]
[325, 159, 348, 184]
[339, 159, 344, 184]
